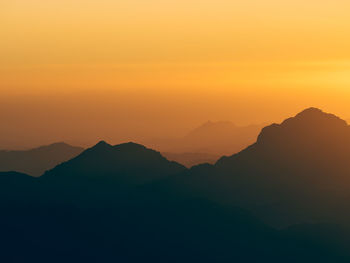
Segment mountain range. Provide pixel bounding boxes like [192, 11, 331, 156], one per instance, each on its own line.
[214, 107, 350, 225]
[161, 108, 350, 226]
[0, 142, 83, 176]
[2, 107, 350, 262]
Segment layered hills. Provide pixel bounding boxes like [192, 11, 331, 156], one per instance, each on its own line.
[1, 108, 350, 262]
[0, 142, 83, 176]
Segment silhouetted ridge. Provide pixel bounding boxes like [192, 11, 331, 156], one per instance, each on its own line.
[83, 140, 114, 153]
[93, 140, 112, 148]
[34, 142, 77, 150]
[86, 141, 147, 153]
[144, 120, 262, 156]
[207, 108, 350, 226]
[44, 141, 186, 183]
[255, 107, 349, 145]
[2, 110, 350, 262]
[0, 143, 84, 176]
[295, 107, 346, 123]
[113, 142, 148, 151]
[217, 107, 350, 167]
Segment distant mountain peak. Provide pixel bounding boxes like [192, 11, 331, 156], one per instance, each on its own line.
[200, 120, 236, 128]
[186, 121, 240, 139]
[34, 142, 82, 150]
[0, 143, 84, 177]
[47, 142, 69, 147]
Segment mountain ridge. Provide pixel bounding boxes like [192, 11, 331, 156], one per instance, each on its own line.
[43, 141, 186, 183]
[2, 108, 350, 261]
[0, 142, 84, 176]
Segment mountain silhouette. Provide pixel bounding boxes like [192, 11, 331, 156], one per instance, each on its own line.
[168, 108, 350, 226]
[0, 142, 83, 176]
[1, 125, 350, 262]
[143, 121, 263, 156]
[182, 121, 263, 155]
[43, 141, 186, 184]
[217, 107, 350, 170]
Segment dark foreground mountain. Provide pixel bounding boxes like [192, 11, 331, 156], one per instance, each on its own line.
[1, 170, 350, 263]
[0, 142, 83, 176]
[166, 108, 350, 226]
[43, 141, 186, 183]
[2, 108, 350, 262]
[215, 108, 350, 225]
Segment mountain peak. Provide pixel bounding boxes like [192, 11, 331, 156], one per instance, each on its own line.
[95, 140, 111, 146]
[90, 140, 113, 150]
[43, 141, 186, 182]
[256, 108, 349, 146]
[290, 107, 346, 125]
[283, 107, 347, 131]
[296, 107, 323, 116]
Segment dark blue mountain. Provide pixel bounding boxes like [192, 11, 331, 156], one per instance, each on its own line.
[43, 141, 186, 184]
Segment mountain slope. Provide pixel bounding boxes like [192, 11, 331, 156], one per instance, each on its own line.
[215, 108, 350, 225]
[43, 141, 186, 184]
[0, 142, 84, 176]
[1, 113, 350, 261]
[216, 107, 350, 183]
[164, 108, 350, 226]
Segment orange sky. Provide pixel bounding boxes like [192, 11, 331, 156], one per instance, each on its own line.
[1, 0, 350, 148]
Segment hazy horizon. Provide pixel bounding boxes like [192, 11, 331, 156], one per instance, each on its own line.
[0, 114, 266, 150]
[3, 2, 350, 261]
[2, 1, 350, 149]
[1, 104, 349, 150]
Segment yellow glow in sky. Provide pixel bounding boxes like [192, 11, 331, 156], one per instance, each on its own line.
[1, 0, 350, 148]
[2, 0, 350, 87]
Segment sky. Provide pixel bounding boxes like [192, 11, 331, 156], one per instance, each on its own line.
[1, 0, 350, 148]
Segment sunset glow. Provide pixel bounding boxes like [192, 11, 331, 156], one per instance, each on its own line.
[1, 0, 350, 148]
